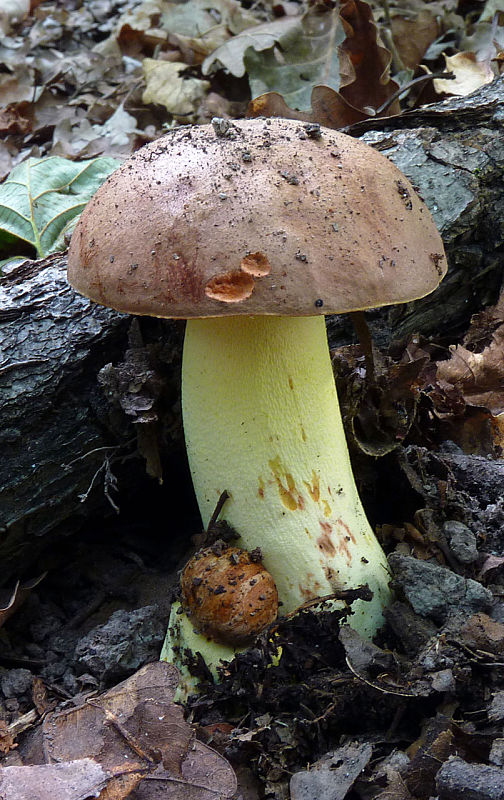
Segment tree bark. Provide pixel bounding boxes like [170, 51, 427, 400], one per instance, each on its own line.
[1, 80, 503, 583]
[0, 254, 183, 584]
[350, 77, 504, 342]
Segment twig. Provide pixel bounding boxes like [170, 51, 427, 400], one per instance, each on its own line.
[207, 490, 230, 532]
[374, 72, 456, 116]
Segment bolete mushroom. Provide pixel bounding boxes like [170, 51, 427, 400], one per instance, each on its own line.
[67, 117, 446, 688]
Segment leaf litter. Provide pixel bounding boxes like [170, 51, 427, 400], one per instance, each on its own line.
[0, 662, 236, 799]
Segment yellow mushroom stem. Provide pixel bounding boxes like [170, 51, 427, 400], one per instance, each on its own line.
[161, 315, 391, 688]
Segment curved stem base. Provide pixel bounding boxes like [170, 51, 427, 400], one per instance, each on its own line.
[162, 316, 391, 691]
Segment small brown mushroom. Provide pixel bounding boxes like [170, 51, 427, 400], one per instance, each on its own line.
[180, 546, 278, 645]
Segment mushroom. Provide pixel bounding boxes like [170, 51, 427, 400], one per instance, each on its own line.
[180, 544, 279, 646]
[67, 117, 447, 687]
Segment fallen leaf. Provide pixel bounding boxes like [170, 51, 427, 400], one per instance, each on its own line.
[435, 325, 504, 414]
[161, 0, 256, 38]
[460, 612, 504, 655]
[248, 0, 400, 126]
[0, 719, 17, 755]
[248, 85, 371, 128]
[404, 720, 455, 797]
[36, 663, 237, 800]
[332, 343, 426, 456]
[32, 676, 56, 717]
[168, 26, 233, 63]
[117, 22, 167, 58]
[142, 59, 210, 118]
[244, 6, 348, 112]
[202, 16, 302, 81]
[352, 359, 426, 457]
[0, 64, 36, 107]
[111, 0, 257, 65]
[0, 759, 143, 800]
[461, 10, 504, 66]
[0, 104, 31, 136]
[49, 118, 99, 159]
[390, 8, 441, 71]
[93, 105, 139, 148]
[163, 0, 258, 63]
[338, 0, 400, 116]
[375, 769, 415, 800]
[433, 52, 495, 96]
[0, 0, 29, 35]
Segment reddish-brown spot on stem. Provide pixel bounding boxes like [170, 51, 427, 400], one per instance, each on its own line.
[269, 457, 304, 511]
[338, 538, 352, 566]
[322, 565, 342, 591]
[317, 521, 336, 557]
[305, 471, 320, 503]
[336, 517, 356, 544]
[298, 575, 322, 601]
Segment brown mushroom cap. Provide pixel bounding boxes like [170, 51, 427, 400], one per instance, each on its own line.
[67, 117, 446, 318]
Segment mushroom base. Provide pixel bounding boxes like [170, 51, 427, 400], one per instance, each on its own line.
[162, 315, 392, 690]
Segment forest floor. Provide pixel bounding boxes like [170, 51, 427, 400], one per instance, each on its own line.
[1, 1, 504, 799]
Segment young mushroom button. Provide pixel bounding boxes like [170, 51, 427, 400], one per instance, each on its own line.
[180, 545, 279, 646]
[67, 117, 447, 691]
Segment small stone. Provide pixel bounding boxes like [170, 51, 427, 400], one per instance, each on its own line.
[461, 613, 504, 656]
[303, 123, 322, 139]
[490, 739, 504, 767]
[1, 669, 32, 699]
[74, 606, 165, 682]
[430, 668, 456, 693]
[488, 691, 504, 723]
[443, 520, 478, 563]
[290, 741, 372, 800]
[388, 553, 492, 624]
[211, 117, 234, 138]
[436, 756, 504, 799]
[280, 170, 299, 185]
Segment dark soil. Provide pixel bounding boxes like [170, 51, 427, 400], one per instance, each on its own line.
[0, 449, 195, 716]
[2, 427, 504, 799]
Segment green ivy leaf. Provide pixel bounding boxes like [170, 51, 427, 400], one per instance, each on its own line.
[0, 156, 120, 260]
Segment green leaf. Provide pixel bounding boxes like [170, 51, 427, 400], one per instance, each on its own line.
[203, 7, 347, 111]
[0, 156, 120, 259]
[202, 17, 301, 78]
